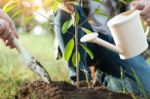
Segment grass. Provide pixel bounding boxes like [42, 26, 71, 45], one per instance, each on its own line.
[0, 33, 69, 98]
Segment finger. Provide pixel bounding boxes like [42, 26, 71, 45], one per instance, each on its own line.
[140, 4, 150, 16]
[66, 4, 74, 14]
[6, 41, 13, 48]
[60, 3, 75, 14]
[9, 34, 16, 48]
[13, 31, 19, 39]
[1, 28, 10, 40]
[5, 36, 15, 48]
[142, 12, 150, 21]
[9, 28, 18, 39]
[3, 32, 11, 43]
[7, 20, 19, 39]
[5, 40, 11, 47]
[8, 21, 19, 39]
[7, 41, 15, 49]
[1, 31, 9, 41]
[64, 6, 74, 14]
[130, 1, 146, 10]
[0, 29, 4, 37]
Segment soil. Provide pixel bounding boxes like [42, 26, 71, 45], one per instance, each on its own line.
[15, 80, 143, 99]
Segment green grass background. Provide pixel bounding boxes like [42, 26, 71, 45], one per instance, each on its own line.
[0, 33, 69, 98]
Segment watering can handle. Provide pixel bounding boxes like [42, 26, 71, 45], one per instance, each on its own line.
[145, 27, 150, 36]
[137, 10, 150, 36]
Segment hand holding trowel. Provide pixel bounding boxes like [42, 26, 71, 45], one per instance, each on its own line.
[0, 13, 51, 83]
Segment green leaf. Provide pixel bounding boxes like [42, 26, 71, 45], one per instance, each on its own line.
[92, 0, 104, 4]
[127, 0, 132, 3]
[62, 19, 72, 33]
[119, 0, 127, 4]
[81, 44, 94, 59]
[81, 27, 92, 34]
[3, 1, 19, 13]
[12, 9, 24, 18]
[64, 39, 74, 61]
[3, 4, 17, 13]
[72, 52, 80, 67]
[81, 69, 89, 82]
[94, 8, 108, 17]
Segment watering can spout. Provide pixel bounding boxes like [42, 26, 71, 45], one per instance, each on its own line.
[80, 33, 123, 54]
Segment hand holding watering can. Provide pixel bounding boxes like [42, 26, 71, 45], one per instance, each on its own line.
[80, 1, 150, 59]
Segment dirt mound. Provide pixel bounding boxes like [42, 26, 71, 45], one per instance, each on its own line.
[15, 80, 76, 99]
[15, 80, 143, 99]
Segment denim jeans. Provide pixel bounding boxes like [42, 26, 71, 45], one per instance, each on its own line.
[54, 5, 150, 96]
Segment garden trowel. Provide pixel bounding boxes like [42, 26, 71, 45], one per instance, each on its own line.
[13, 38, 51, 83]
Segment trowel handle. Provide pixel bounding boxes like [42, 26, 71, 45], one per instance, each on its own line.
[13, 38, 23, 54]
[12, 37, 51, 83]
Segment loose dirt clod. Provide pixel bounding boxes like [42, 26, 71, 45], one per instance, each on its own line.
[15, 80, 143, 99]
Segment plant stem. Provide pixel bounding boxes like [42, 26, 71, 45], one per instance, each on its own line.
[75, 23, 79, 87]
[72, 9, 80, 87]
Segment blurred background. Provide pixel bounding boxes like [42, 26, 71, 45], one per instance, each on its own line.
[0, 0, 69, 98]
[0, 0, 150, 98]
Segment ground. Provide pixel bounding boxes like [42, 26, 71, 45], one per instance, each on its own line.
[15, 80, 142, 99]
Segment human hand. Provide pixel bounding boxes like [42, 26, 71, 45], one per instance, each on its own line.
[131, 0, 150, 26]
[59, 2, 75, 14]
[0, 9, 18, 49]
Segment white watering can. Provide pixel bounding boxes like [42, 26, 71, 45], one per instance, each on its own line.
[80, 10, 149, 59]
